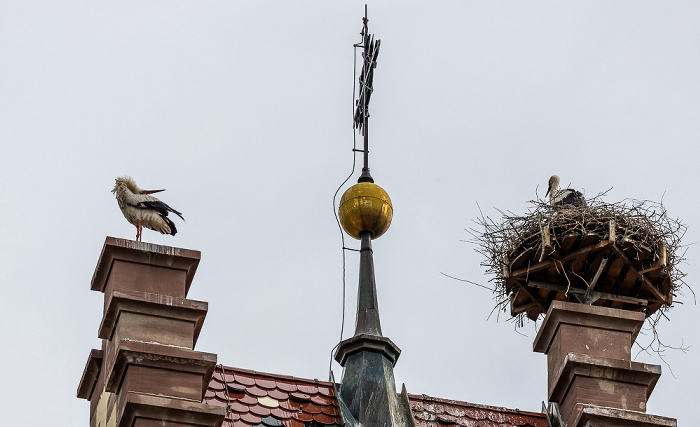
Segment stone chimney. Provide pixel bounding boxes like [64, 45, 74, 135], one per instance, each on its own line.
[77, 237, 226, 427]
[533, 301, 676, 427]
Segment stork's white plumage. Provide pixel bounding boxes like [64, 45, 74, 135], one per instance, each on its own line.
[546, 175, 586, 208]
[112, 176, 184, 241]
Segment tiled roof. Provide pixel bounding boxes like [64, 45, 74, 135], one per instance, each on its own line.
[203, 366, 342, 427]
[408, 394, 548, 427]
[203, 366, 547, 427]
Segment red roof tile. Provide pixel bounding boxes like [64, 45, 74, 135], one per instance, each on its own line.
[203, 366, 547, 427]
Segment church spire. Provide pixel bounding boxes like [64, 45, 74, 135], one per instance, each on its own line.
[333, 7, 414, 427]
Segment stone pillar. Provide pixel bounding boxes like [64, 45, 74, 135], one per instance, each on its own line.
[533, 301, 676, 427]
[77, 237, 226, 427]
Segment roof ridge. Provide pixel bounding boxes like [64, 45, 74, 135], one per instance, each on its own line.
[407, 393, 545, 418]
[216, 364, 334, 387]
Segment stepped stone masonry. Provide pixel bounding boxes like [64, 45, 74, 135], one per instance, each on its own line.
[76, 237, 677, 427]
[533, 301, 677, 427]
[78, 237, 226, 427]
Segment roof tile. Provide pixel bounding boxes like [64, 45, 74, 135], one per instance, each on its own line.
[260, 415, 284, 427]
[296, 384, 318, 395]
[228, 383, 248, 392]
[279, 399, 301, 412]
[276, 382, 298, 393]
[258, 396, 280, 408]
[210, 380, 225, 391]
[290, 392, 311, 401]
[267, 389, 289, 400]
[302, 402, 322, 414]
[249, 404, 272, 417]
[240, 412, 261, 424]
[313, 412, 337, 424]
[247, 385, 268, 397]
[256, 378, 278, 389]
[235, 373, 257, 386]
[294, 411, 313, 422]
[320, 405, 339, 417]
[270, 407, 295, 419]
[240, 394, 259, 406]
[214, 371, 235, 383]
[230, 401, 249, 414]
[317, 385, 333, 397]
[310, 395, 333, 406]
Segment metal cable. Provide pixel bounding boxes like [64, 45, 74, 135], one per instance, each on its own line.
[219, 364, 233, 420]
[328, 42, 362, 382]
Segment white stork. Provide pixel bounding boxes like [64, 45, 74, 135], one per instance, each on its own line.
[546, 175, 586, 208]
[112, 176, 184, 241]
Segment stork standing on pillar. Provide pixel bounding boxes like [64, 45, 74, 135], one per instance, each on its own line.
[112, 176, 184, 241]
[546, 175, 586, 208]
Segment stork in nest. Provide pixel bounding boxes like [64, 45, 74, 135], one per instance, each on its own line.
[112, 176, 185, 241]
[546, 175, 586, 208]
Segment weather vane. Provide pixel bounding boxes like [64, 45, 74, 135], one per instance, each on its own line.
[354, 4, 381, 183]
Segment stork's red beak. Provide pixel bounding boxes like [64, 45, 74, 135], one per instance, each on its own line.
[143, 189, 165, 194]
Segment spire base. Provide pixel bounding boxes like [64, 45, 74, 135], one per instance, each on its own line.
[335, 334, 401, 367]
[336, 346, 413, 427]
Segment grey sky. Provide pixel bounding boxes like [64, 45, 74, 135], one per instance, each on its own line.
[1, 1, 699, 425]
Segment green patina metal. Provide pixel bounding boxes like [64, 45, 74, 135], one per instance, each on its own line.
[334, 232, 415, 426]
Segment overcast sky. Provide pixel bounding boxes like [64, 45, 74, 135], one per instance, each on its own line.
[2, 1, 699, 425]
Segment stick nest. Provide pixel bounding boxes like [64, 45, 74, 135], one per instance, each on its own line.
[470, 193, 689, 325]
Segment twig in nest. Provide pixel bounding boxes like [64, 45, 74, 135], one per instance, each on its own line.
[441, 272, 495, 292]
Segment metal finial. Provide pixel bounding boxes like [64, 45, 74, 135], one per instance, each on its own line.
[353, 5, 380, 183]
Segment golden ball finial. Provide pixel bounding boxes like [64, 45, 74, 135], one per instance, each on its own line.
[338, 182, 393, 240]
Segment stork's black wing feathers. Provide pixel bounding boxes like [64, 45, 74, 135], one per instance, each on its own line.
[164, 216, 178, 235]
[141, 215, 178, 236]
[138, 201, 185, 221]
[556, 190, 586, 208]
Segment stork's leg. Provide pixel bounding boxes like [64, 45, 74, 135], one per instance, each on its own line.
[137, 221, 142, 242]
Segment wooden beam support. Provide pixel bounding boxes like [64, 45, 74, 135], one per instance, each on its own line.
[510, 291, 538, 315]
[527, 279, 648, 306]
[639, 245, 668, 274]
[638, 263, 664, 275]
[559, 233, 578, 254]
[660, 245, 667, 267]
[514, 282, 547, 313]
[611, 244, 670, 305]
[510, 240, 611, 278]
[502, 255, 510, 279]
[608, 219, 616, 242]
[588, 257, 608, 291]
[646, 301, 664, 316]
[540, 226, 552, 262]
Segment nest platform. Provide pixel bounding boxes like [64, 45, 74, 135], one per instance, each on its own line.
[506, 219, 672, 320]
[473, 198, 684, 323]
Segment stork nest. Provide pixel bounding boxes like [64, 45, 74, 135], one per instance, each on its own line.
[470, 193, 689, 326]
